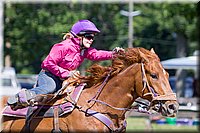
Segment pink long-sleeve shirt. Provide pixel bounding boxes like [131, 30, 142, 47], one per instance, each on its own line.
[41, 38, 113, 79]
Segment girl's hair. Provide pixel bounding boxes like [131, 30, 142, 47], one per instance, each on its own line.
[62, 32, 85, 40]
[62, 32, 83, 46]
[62, 32, 74, 40]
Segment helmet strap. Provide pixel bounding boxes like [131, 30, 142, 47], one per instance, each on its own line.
[70, 31, 90, 49]
[70, 31, 84, 47]
[80, 37, 87, 56]
[70, 31, 78, 38]
[79, 36, 84, 47]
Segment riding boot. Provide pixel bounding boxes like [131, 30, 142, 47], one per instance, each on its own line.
[7, 89, 36, 109]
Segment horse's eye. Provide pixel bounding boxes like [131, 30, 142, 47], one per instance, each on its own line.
[151, 74, 158, 79]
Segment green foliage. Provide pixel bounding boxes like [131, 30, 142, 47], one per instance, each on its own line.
[133, 3, 197, 59]
[4, 3, 198, 74]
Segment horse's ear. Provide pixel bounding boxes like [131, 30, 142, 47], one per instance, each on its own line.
[139, 50, 149, 63]
[150, 48, 155, 54]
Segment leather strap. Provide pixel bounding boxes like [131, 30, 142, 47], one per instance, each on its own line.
[53, 106, 60, 132]
[85, 109, 127, 132]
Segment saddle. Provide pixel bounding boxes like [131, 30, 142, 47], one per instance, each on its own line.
[2, 80, 86, 118]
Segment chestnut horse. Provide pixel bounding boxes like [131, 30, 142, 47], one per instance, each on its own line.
[1, 48, 179, 132]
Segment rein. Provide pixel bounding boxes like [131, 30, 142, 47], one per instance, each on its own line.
[87, 69, 112, 103]
[86, 69, 134, 112]
[86, 63, 152, 112]
[75, 63, 149, 132]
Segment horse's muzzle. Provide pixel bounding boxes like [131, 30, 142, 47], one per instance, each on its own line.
[150, 100, 179, 117]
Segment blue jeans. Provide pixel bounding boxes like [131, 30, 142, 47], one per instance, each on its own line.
[30, 71, 62, 95]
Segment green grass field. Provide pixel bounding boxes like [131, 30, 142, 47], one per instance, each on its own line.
[126, 117, 199, 132]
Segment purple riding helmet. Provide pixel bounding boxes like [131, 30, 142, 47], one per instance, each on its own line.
[70, 20, 100, 36]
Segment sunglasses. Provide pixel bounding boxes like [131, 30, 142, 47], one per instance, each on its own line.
[84, 34, 95, 40]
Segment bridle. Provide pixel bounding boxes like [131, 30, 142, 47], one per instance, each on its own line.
[87, 62, 176, 110]
[140, 63, 177, 102]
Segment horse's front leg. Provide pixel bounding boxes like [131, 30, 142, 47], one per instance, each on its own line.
[1, 116, 15, 132]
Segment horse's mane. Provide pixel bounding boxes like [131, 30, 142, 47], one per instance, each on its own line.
[81, 47, 160, 87]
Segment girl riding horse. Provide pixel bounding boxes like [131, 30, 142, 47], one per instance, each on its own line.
[7, 19, 124, 109]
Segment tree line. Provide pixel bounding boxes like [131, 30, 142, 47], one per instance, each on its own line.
[4, 2, 198, 74]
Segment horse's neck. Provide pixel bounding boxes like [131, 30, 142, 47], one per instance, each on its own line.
[78, 64, 142, 127]
[99, 63, 141, 112]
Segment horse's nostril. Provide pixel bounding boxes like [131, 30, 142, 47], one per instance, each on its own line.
[168, 104, 176, 110]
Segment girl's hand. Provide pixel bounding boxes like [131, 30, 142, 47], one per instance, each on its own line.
[62, 70, 81, 87]
[112, 47, 125, 58]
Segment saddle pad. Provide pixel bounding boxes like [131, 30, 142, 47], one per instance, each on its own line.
[2, 106, 31, 118]
[2, 83, 86, 118]
[2, 101, 74, 118]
